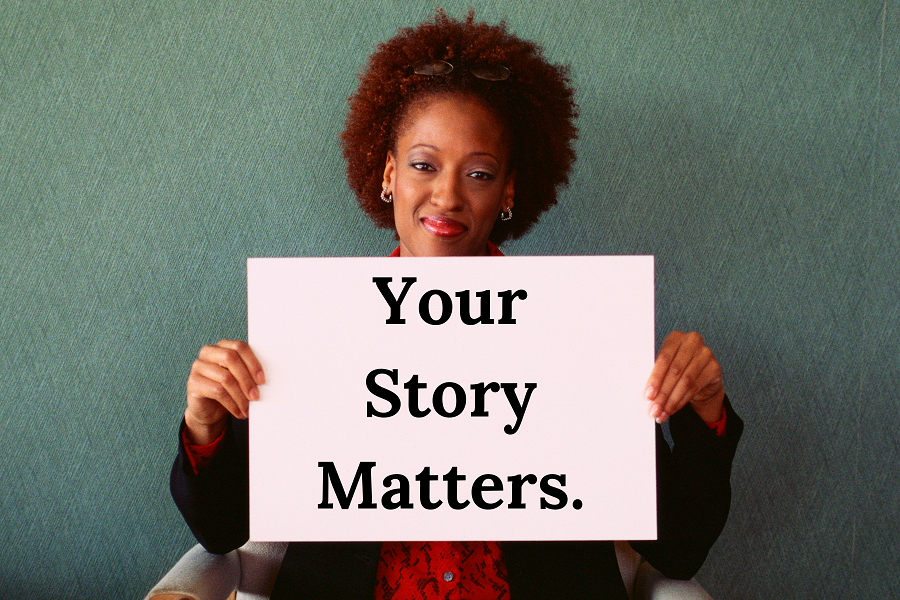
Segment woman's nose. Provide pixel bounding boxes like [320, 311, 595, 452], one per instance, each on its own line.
[430, 173, 463, 211]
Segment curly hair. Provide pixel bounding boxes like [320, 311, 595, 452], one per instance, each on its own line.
[341, 10, 578, 245]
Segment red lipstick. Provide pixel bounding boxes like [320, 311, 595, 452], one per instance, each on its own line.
[422, 216, 467, 237]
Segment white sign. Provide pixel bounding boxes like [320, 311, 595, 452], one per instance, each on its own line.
[247, 256, 656, 541]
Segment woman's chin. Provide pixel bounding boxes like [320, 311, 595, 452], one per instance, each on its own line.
[402, 237, 486, 257]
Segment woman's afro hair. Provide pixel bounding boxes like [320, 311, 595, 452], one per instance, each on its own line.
[341, 10, 578, 245]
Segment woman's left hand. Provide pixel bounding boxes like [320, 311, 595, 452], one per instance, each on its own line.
[645, 331, 725, 424]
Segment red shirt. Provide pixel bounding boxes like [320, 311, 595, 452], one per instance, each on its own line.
[375, 541, 509, 600]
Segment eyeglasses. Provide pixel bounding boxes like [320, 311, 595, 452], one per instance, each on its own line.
[412, 59, 511, 81]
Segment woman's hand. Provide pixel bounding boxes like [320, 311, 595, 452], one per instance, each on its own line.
[184, 340, 265, 445]
[645, 331, 725, 424]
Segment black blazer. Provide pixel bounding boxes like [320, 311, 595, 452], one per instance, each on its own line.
[171, 399, 742, 599]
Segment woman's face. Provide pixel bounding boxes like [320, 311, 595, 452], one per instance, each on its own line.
[382, 94, 515, 257]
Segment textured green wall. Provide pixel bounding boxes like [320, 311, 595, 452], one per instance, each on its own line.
[1, 1, 897, 598]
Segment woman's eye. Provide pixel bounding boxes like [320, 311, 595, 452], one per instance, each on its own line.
[410, 162, 435, 172]
[469, 171, 496, 181]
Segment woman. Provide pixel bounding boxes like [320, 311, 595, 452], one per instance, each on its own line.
[171, 11, 742, 599]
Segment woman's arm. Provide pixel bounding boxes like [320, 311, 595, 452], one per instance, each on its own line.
[631, 397, 743, 579]
[645, 331, 725, 424]
[170, 340, 263, 554]
[183, 340, 265, 443]
[629, 331, 742, 578]
[170, 415, 251, 554]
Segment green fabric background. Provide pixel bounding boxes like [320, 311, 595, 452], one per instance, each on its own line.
[1, 1, 897, 597]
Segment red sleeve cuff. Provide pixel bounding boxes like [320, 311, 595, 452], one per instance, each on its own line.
[705, 407, 727, 437]
[181, 426, 226, 475]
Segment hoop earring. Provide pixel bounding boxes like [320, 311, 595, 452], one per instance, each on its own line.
[380, 187, 393, 203]
[500, 207, 512, 221]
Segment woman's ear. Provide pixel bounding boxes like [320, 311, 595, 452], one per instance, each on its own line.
[503, 170, 515, 211]
[382, 152, 396, 193]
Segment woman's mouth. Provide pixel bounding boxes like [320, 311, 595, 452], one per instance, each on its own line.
[421, 216, 467, 237]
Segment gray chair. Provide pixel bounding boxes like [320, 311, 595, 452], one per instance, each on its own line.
[145, 540, 714, 600]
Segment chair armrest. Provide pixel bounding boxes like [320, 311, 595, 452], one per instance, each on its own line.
[633, 560, 714, 600]
[233, 541, 288, 599]
[145, 544, 240, 600]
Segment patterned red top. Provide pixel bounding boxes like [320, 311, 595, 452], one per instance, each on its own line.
[375, 541, 509, 600]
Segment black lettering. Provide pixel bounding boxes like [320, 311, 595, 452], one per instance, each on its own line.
[472, 474, 504, 509]
[373, 276, 417, 324]
[507, 473, 538, 509]
[433, 382, 466, 418]
[415, 466, 442, 509]
[382, 474, 413, 509]
[539, 474, 568, 509]
[318, 461, 377, 509]
[469, 381, 499, 417]
[456, 289, 495, 325]
[501, 382, 537, 435]
[497, 289, 527, 324]
[419, 289, 452, 325]
[366, 369, 400, 418]
[404, 374, 430, 417]
[442, 467, 470, 509]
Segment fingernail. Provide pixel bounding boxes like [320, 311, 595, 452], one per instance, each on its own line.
[257, 371, 266, 385]
[656, 412, 668, 424]
[648, 403, 659, 418]
[644, 384, 654, 400]
[249, 387, 260, 401]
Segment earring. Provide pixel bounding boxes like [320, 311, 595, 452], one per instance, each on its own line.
[380, 187, 393, 203]
[500, 207, 512, 221]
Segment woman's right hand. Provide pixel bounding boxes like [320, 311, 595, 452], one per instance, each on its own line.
[184, 340, 265, 445]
